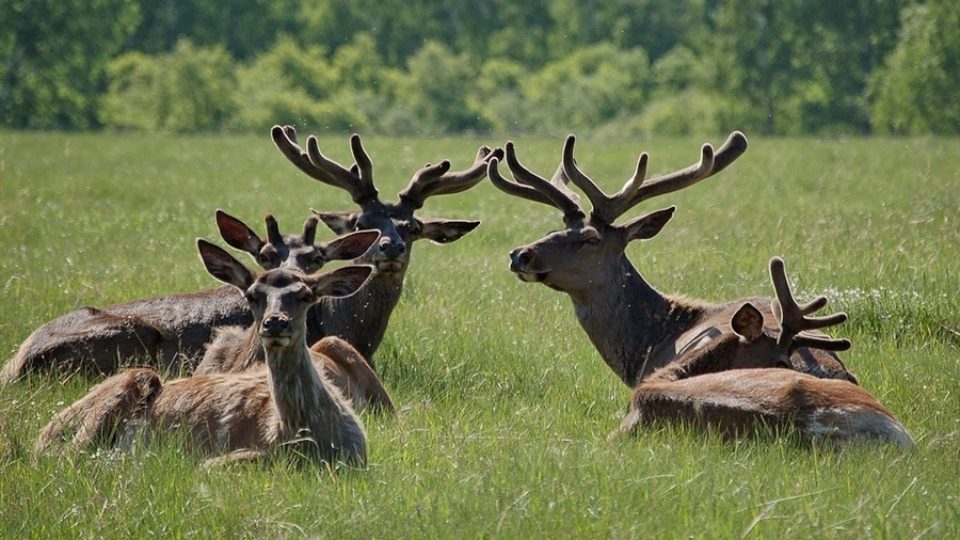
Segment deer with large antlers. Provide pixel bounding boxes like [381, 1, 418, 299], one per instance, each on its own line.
[268, 126, 502, 365]
[613, 258, 911, 447]
[37, 241, 373, 467]
[1, 212, 378, 383]
[487, 132, 856, 389]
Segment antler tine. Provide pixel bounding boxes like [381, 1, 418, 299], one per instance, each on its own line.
[302, 216, 319, 246]
[488, 157, 584, 226]
[270, 125, 380, 205]
[502, 142, 586, 225]
[562, 135, 610, 213]
[593, 131, 748, 223]
[264, 215, 283, 246]
[769, 257, 849, 352]
[305, 135, 379, 204]
[398, 146, 503, 210]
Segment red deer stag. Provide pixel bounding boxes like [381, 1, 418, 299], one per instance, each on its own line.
[614, 257, 912, 448]
[271, 126, 503, 365]
[1, 212, 378, 383]
[36, 241, 373, 467]
[487, 133, 857, 388]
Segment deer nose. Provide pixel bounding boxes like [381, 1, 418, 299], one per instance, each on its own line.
[378, 237, 406, 259]
[510, 248, 532, 270]
[261, 315, 291, 335]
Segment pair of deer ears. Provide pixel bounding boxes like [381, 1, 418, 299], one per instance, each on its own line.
[314, 210, 480, 245]
[197, 239, 373, 299]
[215, 210, 379, 262]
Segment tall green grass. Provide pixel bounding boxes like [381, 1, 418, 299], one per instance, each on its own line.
[0, 131, 957, 538]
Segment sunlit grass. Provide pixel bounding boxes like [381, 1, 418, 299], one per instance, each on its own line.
[0, 131, 957, 538]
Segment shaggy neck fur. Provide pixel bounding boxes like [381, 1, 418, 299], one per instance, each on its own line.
[570, 256, 706, 387]
[264, 337, 365, 463]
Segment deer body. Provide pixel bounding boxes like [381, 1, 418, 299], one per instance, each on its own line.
[619, 369, 913, 447]
[2, 213, 377, 383]
[491, 133, 854, 388]
[253, 127, 501, 366]
[37, 243, 373, 466]
[489, 136, 907, 447]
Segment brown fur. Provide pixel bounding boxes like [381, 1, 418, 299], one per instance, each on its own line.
[2, 214, 377, 383]
[35, 243, 373, 467]
[196, 328, 394, 414]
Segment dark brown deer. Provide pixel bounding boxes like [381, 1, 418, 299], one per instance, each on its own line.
[36, 241, 373, 467]
[487, 133, 856, 389]
[1, 212, 378, 383]
[270, 126, 503, 365]
[613, 257, 912, 448]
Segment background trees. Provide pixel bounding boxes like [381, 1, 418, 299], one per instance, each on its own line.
[2, 0, 956, 135]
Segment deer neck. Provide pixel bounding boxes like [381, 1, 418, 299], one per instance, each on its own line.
[264, 340, 345, 439]
[569, 255, 705, 387]
[306, 270, 403, 361]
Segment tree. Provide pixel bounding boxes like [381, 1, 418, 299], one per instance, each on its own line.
[870, 0, 960, 134]
[0, 0, 140, 128]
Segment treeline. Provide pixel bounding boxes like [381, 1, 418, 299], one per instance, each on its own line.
[2, 0, 958, 136]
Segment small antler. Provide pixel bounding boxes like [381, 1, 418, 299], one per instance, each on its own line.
[562, 131, 748, 224]
[271, 126, 379, 206]
[487, 142, 586, 226]
[398, 145, 504, 210]
[769, 257, 850, 354]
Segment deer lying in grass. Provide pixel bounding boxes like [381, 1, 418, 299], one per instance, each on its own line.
[36, 241, 373, 467]
[270, 127, 503, 365]
[1, 212, 378, 383]
[487, 132, 856, 388]
[614, 258, 912, 448]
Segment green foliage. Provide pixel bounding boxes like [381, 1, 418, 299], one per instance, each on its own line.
[521, 44, 650, 135]
[0, 0, 140, 129]
[0, 133, 957, 537]
[3, 0, 959, 134]
[870, 0, 960, 135]
[100, 41, 237, 132]
[396, 42, 482, 134]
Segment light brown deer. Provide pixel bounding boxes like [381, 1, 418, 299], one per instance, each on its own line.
[270, 126, 503, 365]
[1, 212, 378, 383]
[36, 241, 373, 467]
[614, 258, 912, 448]
[487, 133, 856, 388]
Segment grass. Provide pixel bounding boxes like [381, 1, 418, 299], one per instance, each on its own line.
[0, 131, 957, 538]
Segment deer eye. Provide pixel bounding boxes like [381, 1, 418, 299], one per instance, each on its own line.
[256, 248, 279, 268]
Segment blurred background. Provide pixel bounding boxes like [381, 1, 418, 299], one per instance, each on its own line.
[2, 0, 957, 137]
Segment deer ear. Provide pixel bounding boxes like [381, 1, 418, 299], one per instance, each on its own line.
[216, 210, 264, 255]
[307, 265, 373, 298]
[312, 210, 359, 234]
[731, 302, 765, 341]
[197, 239, 254, 290]
[322, 230, 380, 261]
[419, 219, 480, 244]
[621, 206, 676, 242]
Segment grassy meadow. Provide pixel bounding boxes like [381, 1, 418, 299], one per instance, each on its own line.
[0, 131, 957, 538]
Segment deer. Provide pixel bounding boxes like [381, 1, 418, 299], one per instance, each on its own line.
[486, 132, 858, 390]
[613, 257, 912, 448]
[36, 240, 373, 467]
[269, 126, 503, 367]
[1, 211, 379, 384]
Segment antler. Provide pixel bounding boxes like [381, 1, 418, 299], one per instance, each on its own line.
[769, 257, 851, 353]
[271, 126, 379, 206]
[562, 131, 748, 224]
[487, 141, 586, 226]
[398, 145, 504, 210]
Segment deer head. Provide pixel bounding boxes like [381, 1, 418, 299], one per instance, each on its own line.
[488, 132, 748, 295]
[197, 239, 373, 352]
[271, 126, 502, 278]
[215, 209, 379, 274]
